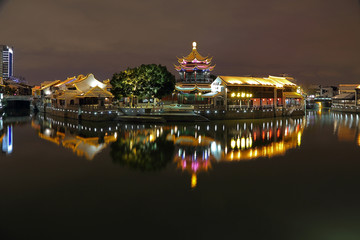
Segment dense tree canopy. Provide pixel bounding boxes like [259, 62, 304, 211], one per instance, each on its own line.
[110, 64, 175, 100]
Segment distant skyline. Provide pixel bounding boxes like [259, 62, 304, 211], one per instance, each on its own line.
[0, 0, 359, 86]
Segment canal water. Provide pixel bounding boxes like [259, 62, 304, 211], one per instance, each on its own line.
[1, 110, 360, 239]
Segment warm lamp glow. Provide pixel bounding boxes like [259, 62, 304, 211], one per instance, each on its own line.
[192, 41, 197, 49]
[191, 174, 197, 188]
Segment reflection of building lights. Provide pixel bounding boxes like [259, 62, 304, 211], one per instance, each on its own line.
[236, 138, 240, 148]
[241, 137, 245, 149]
[191, 174, 197, 188]
[44, 128, 52, 137]
[230, 138, 236, 149]
[198, 135, 202, 143]
[297, 132, 302, 146]
[149, 134, 155, 142]
[211, 142, 217, 152]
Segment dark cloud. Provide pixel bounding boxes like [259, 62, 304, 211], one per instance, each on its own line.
[0, 0, 359, 86]
[0, 0, 8, 12]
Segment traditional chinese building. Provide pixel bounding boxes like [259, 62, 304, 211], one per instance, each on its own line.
[174, 42, 215, 104]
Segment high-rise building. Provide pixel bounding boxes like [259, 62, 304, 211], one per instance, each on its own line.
[0, 45, 14, 80]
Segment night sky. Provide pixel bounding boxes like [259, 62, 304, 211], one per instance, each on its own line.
[0, 0, 359, 86]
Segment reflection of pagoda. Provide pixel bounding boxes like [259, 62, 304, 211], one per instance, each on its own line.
[174, 42, 215, 104]
[167, 127, 223, 188]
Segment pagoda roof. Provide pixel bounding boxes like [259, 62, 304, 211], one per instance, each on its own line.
[177, 42, 212, 63]
[175, 83, 212, 92]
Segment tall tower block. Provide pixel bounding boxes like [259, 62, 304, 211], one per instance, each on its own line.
[0, 45, 14, 80]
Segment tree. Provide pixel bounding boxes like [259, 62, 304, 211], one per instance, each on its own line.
[110, 64, 175, 102]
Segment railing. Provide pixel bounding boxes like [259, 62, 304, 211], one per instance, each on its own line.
[52, 104, 117, 111]
[176, 79, 212, 83]
[227, 105, 279, 111]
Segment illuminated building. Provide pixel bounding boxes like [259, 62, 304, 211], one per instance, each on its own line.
[50, 73, 113, 107]
[207, 75, 303, 110]
[36, 74, 116, 120]
[174, 42, 215, 104]
[332, 84, 360, 112]
[0, 45, 14, 80]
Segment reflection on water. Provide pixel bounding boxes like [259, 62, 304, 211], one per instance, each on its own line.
[32, 115, 118, 160]
[1, 116, 31, 154]
[12, 111, 360, 188]
[168, 118, 305, 187]
[0, 124, 13, 154]
[29, 114, 305, 188]
[306, 110, 360, 144]
[110, 127, 175, 171]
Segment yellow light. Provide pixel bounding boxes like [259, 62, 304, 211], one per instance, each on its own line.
[250, 94, 253, 98]
[231, 92, 235, 97]
[236, 138, 240, 148]
[231, 138, 236, 149]
[246, 94, 249, 97]
[191, 174, 197, 188]
[241, 137, 245, 149]
[149, 134, 155, 142]
[198, 92, 202, 96]
[237, 93, 240, 97]
[241, 92, 245, 98]
[297, 132, 302, 146]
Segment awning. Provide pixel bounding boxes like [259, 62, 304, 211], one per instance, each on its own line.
[332, 92, 355, 100]
[283, 92, 303, 99]
[201, 92, 221, 98]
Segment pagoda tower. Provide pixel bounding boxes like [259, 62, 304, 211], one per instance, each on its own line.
[175, 42, 215, 83]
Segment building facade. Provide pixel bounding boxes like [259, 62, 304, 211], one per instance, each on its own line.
[0, 45, 14, 80]
[332, 84, 360, 112]
[174, 42, 215, 104]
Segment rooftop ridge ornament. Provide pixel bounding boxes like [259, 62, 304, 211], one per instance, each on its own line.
[192, 41, 197, 50]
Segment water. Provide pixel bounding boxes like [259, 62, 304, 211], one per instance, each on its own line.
[1, 110, 360, 239]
